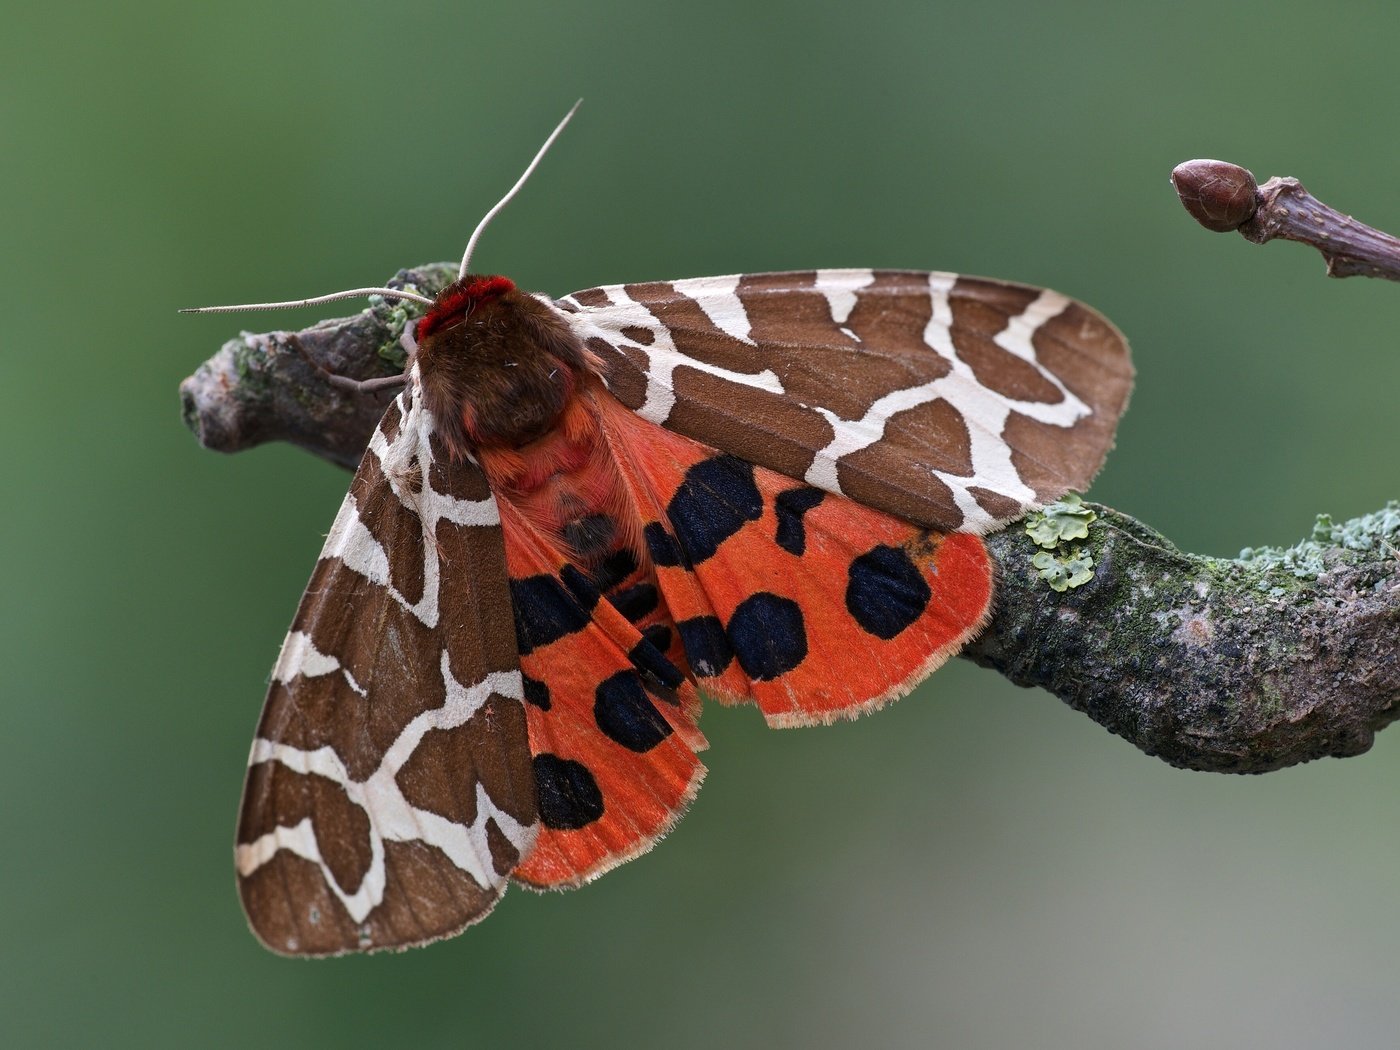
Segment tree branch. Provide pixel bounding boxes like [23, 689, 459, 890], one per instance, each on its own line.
[1171, 159, 1400, 281]
[180, 266, 443, 470]
[181, 175, 1400, 775]
[971, 507, 1400, 773]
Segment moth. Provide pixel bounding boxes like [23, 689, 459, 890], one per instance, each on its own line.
[189, 104, 1133, 955]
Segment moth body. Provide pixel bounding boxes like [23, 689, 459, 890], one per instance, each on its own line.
[416, 274, 648, 594]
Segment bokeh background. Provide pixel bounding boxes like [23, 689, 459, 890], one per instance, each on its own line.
[5, 2, 1399, 1047]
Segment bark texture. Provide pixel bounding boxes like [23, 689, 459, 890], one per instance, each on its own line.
[973, 510, 1400, 772]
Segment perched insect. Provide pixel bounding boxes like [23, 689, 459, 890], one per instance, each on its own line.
[188, 103, 1133, 955]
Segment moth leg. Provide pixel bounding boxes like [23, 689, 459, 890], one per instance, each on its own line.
[288, 334, 408, 395]
[399, 324, 419, 367]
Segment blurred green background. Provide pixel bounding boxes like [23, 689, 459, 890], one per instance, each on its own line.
[5, 1, 1399, 1047]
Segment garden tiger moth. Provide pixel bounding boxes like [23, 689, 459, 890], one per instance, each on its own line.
[186, 102, 1133, 955]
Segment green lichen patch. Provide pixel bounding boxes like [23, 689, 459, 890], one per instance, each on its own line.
[367, 265, 456, 371]
[371, 296, 416, 371]
[232, 333, 274, 396]
[1237, 501, 1400, 585]
[1023, 494, 1100, 591]
[1024, 493, 1098, 549]
[1032, 547, 1096, 592]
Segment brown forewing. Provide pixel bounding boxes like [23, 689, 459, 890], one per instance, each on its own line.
[561, 269, 1133, 533]
[235, 386, 537, 956]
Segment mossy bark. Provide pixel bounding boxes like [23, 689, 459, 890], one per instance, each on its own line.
[971, 509, 1400, 772]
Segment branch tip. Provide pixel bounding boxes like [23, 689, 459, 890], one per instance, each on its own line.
[1172, 158, 1400, 282]
[1171, 159, 1260, 232]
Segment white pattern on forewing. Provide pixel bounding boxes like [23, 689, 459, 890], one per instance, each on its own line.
[273, 631, 340, 681]
[273, 631, 366, 698]
[803, 272, 1091, 531]
[246, 377, 530, 920]
[813, 268, 875, 326]
[237, 664, 534, 922]
[566, 270, 1098, 531]
[318, 374, 499, 629]
[671, 275, 755, 344]
[559, 283, 784, 424]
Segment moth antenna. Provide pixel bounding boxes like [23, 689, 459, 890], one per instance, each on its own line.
[458, 99, 582, 278]
[180, 286, 433, 314]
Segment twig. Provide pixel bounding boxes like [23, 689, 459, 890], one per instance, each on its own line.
[970, 507, 1400, 773]
[1172, 159, 1400, 280]
[179, 267, 435, 469]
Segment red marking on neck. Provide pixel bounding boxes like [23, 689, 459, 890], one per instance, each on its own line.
[416, 275, 516, 340]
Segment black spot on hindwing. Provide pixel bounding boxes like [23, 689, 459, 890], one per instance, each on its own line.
[676, 615, 734, 677]
[774, 486, 825, 556]
[609, 582, 659, 622]
[628, 632, 684, 689]
[668, 455, 763, 563]
[846, 544, 933, 639]
[642, 623, 673, 655]
[594, 672, 673, 752]
[558, 564, 601, 611]
[532, 754, 604, 830]
[522, 674, 551, 710]
[644, 522, 687, 568]
[510, 575, 591, 655]
[727, 592, 808, 680]
[590, 548, 639, 592]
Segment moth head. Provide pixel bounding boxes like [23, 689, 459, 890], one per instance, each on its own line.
[414, 275, 517, 342]
[414, 272, 595, 456]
